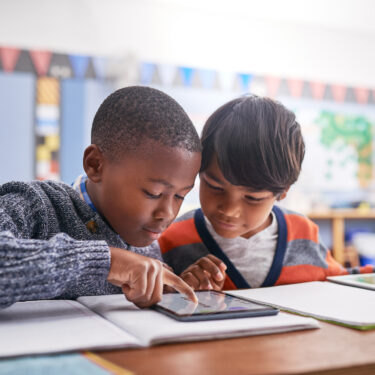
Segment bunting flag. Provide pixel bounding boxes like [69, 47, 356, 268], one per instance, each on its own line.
[0, 47, 21, 73]
[249, 76, 267, 96]
[354, 87, 370, 104]
[265, 76, 281, 97]
[92, 57, 108, 80]
[30, 50, 52, 76]
[69, 55, 90, 79]
[49, 53, 73, 79]
[140, 62, 156, 85]
[179, 67, 194, 87]
[288, 79, 304, 98]
[331, 84, 347, 102]
[158, 64, 176, 86]
[310, 81, 326, 100]
[198, 69, 217, 89]
[218, 71, 236, 91]
[238, 73, 253, 92]
[13, 50, 34, 74]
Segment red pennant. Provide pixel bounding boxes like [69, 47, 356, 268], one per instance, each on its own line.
[30, 50, 52, 76]
[0, 47, 21, 72]
[288, 79, 304, 97]
[331, 84, 347, 102]
[310, 82, 326, 100]
[265, 76, 281, 97]
[354, 87, 369, 104]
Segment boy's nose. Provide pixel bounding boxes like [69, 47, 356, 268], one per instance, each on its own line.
[154, 197, 176, 222]
[218, 197, 241, 218]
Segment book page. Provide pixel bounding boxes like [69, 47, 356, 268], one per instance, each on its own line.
[78, 294, 319, 346]
[0, 299, 141, 358]
[230, 282, 375, 328]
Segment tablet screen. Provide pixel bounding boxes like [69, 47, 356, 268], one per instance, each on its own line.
[156, 290, 274, 317]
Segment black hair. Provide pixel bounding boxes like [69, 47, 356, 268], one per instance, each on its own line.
[91, 86, 201, 159]
[200, 95, 305, 194]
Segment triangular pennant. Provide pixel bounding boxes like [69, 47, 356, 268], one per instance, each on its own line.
[265, 76, 281, 97]
[92, 57, 107, 80]
[14, 50, 35, 73]
[158, 64, 177, 86]
[179, 67, 194, 87]
[354, 87, 370, 104]
[30, 50, 52, 76]
[331, 84, 347, 102]
[69, 54, 90, 78]
[49, 53, 73, 79]
[238, 73, 253, 92]
[218, 71, 236, 91]
[85, 59, 96, 79]
[310, 81, 326, 100]
[250, 76, 267, 96]
[140, 62, 156, 85]
[199, 69, 216, 89]
[288, 78, 304, 97]
[0, 47, 21, 73]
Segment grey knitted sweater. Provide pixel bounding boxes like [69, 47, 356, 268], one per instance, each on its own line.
[0, 180, 162, 308]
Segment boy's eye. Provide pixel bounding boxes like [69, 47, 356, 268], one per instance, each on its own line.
[245, 195, 263, 203]
[175, 194, 185, 201]
[143, 190, 162, 199]
[204, 179, 224, 191]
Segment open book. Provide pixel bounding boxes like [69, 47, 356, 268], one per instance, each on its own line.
[231, 281, 375, 330]
[0, 294, 319, 358]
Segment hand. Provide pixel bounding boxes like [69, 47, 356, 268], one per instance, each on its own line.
[107, 247, 197, 308]
[180, 254, 227, 291]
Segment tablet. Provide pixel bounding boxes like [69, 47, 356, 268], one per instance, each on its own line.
[327, 273, 375, 291]
[153, 290, 279, 321]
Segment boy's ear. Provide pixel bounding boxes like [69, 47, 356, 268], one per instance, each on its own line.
[83, 144, 105, 183]
[277, 187, 290, 201]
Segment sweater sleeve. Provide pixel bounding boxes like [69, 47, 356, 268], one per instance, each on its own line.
[0, 190, 111, 308]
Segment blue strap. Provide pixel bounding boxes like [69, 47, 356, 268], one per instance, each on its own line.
[261, 206, 288, 287]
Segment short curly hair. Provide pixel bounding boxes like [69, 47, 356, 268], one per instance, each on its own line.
[201, 95, 305, 194]
[91, 86, 201, 159]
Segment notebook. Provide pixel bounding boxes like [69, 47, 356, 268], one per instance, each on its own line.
[327, 273, 375, 291]
[231, 281, 375, 330]
[0, 294, 319, 358]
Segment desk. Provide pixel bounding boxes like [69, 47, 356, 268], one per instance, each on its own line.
[97, 321, 375, 375]
[308, 209, 375, 265]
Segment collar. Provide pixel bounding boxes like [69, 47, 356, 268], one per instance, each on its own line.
[72, 175, 97, 212]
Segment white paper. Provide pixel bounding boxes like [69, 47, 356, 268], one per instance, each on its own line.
[0, 299, 141, 358]
[78, 294, 320, 346]
[230, 282, 375, 327]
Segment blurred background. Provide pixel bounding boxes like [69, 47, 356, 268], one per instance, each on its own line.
[1, 0, 375, 265]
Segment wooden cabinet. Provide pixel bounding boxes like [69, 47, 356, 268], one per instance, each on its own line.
[307, 209, 375, 265]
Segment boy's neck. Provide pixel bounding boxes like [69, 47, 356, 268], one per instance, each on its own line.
[240, 212, 273, 239]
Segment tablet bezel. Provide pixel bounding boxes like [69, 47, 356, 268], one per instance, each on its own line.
[152, 290, 279, 322]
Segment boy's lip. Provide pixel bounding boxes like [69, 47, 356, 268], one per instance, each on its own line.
[143, 227, 164, 240]
[213, 217, 238, 231]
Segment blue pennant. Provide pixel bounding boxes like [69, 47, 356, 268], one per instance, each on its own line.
[69, 55, 90, 79]
[238, 73, 253, 92]
[179, 67, 194, 86]
[140, 62, 156, 85]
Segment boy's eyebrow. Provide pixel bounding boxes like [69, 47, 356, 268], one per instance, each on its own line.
[147, 178, 195, 190]
[204, 172, 224, 184]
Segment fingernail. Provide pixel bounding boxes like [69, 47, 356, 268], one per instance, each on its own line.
[216, 272, 223, 281]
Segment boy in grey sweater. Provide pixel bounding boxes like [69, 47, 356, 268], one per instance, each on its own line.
[0, 86, 201, 309]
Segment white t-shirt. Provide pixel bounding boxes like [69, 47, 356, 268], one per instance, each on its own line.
[205, 211, 278, 288]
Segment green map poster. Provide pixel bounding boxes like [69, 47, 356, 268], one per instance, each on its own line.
[295, 106, 375, 193]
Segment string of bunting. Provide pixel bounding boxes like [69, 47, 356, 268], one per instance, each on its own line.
[0, 45, 374, 104]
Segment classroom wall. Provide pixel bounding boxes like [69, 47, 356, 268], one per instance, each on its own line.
[1, 0, 375, 250]
[1, 0, 375, 87]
